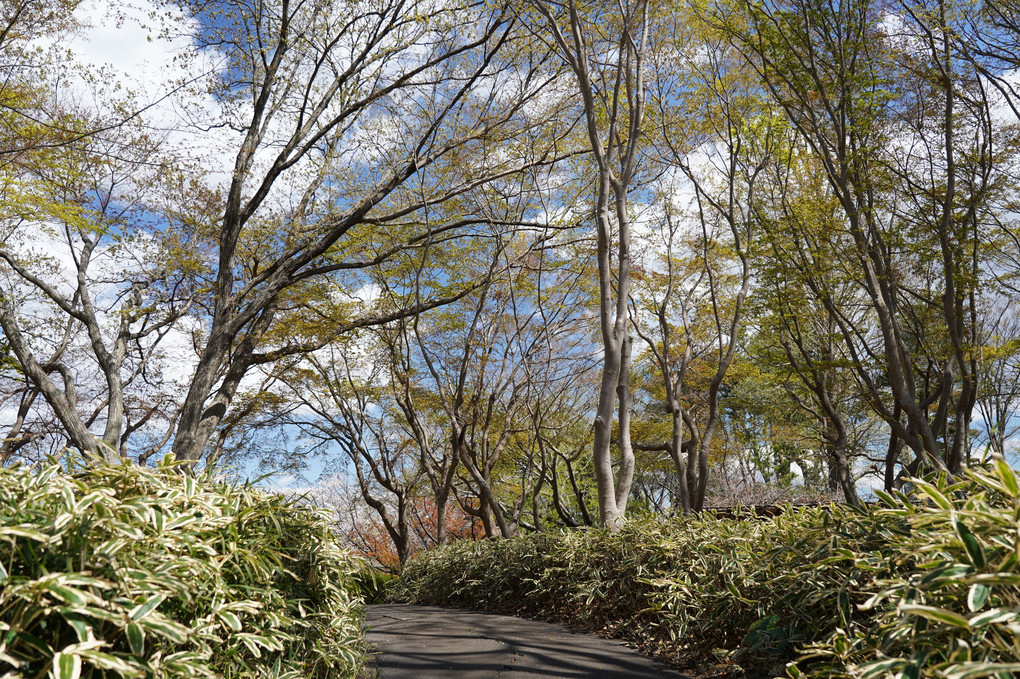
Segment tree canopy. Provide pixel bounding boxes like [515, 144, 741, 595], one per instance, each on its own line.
[3, 0, 1020, 554]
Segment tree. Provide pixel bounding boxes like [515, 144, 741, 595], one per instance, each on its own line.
[974, 305, 1020, 459]
[0, 91, 211, 462]
[394, 224, 594, 537]
[751, 143, 871, 503]
[712, 0, 1006, 477]
[630, 18, 768, 512]
[524, 0, 650, 529]
[160, 0, 569, 464]
[280, 340, 424, 568]
[0, 0, 85, 167]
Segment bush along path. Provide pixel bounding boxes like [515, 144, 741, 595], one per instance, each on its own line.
[362, 604, 693, 678]
[0, 460, 364, 678]
[391, 461, 1020, 679]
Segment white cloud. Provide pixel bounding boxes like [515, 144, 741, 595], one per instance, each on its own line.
[64, 0, 236, 184]
[70, 1, 178, 81]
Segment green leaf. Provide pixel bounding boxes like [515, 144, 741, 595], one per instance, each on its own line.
[899, 605, 970, 629]
[139, 617, 189, 644]
[921, 563, 974, 586]
[838, 587, 851, 626]
[163, 514, 197, 531]
[126, 622, 144, 655]
[51, 652, 81, 679]
[965, 573, 1020, 586]
[66, 619, 89, 642]
[859, 658, 909, 678]
[46, 584, 88, 607]
[36, 466, 57, 486]
[0, 525, 50, 542]
[969, 608, 1017, 628]
[967, 584, 990, 612]
[914, 480, 953, 510]
[77, 649, 144, 677]
[942, 662, 1020, 679]
[994, 458, 1019, 497]
[219, 610, 243, 632]
[237, 634, 263, 658]
[14, 630, 53, 656]
[129, 593, 166, 621]
[954, 519, 986, 569]
[873, 489, 897, 508]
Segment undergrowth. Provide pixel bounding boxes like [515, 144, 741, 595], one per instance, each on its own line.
[0, 459, 364, 679]
[392, 460, 1020, 679]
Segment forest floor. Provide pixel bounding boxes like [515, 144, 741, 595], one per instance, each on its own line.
[362, 604, 727, 678]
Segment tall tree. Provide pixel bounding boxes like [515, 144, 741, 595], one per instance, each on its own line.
[712, 0, 1004, 476]
[754, 148, 866, 503]
[0, 86, 211, 462]
[165, 0, 567, 463]
[631, 19, 768, 512]
[524, 0, 650, 528]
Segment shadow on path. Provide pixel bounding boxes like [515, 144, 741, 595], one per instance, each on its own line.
[363, 604, 692, 678]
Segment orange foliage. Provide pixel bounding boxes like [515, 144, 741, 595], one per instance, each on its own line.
[348, 496, 478, 572]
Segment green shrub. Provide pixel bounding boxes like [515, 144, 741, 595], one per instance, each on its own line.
[392, 461, 1020, 678]
[349, 564, 396, 605]
[0, 459, 364, 679]
[789, 460, 1020, 679]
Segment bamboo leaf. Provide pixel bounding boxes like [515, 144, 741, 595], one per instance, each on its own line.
[129, 594, 165, 622]
[942, 662, 1020, 679]
[969, 608, 1018, 628]
[218, 611, 243, 632]
[964, 573, 1020, 586]
[954, 519, 986, 569]
[914, 481, 953, 510]
[126, 622, 144, 655]
[967, 584, 990, 612]
[45, 584, 88, 607]
[51, 652, 81, 679]
[899, 605, 971, 629]
[137, 617, 189, 644]
[994, 458, 1019, 497]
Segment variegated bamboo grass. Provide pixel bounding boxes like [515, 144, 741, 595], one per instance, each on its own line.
[0, 459, 364, 679]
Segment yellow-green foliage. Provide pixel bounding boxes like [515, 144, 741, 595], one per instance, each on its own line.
[393, 462, 1020, 678]
[0, 460, 363, 679]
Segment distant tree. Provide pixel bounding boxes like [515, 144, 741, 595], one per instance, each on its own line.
[753, 148, 868, 503]
[711, 0, 1009, 477]
[975, 305, 1020, 460]
[631, 19, 770, 512]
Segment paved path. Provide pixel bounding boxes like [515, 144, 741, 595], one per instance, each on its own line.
[363, 604, 692, 678]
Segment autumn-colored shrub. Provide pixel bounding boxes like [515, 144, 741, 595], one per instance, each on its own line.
[0, 459, 363, 678]
[392, 461, 1020, 678]
[344, 496, 478, 572]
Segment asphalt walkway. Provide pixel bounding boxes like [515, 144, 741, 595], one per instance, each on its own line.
[363, 604, 692, 678]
